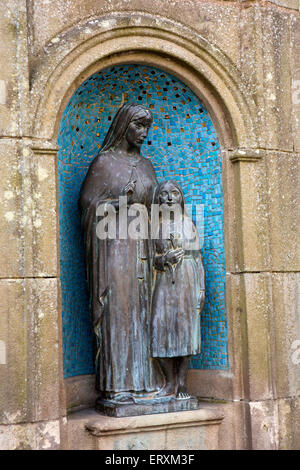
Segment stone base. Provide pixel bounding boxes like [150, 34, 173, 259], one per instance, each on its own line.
[66, 404, 224, 450]
[95, 396, 199, 417]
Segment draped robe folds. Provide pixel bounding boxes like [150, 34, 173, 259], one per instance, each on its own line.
[79, 151, 161, 393]
[151, 215, 205, 358]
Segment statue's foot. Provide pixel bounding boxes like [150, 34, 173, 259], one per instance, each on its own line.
[110, 392, 135, 404]
[176, 392, 191, 400]
[176, 385, 191, 400]
[155, 384, 175, 397]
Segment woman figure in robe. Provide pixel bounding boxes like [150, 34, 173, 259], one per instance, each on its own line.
[78, 103, 161, 402]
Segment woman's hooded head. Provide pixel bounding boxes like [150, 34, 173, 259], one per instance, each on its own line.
[100, 103, 153, 152]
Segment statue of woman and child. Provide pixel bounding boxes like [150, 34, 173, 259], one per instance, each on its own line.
[78, 103, 205, 416]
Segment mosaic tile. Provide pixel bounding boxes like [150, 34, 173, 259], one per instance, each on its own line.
[58, 64, 228, 378]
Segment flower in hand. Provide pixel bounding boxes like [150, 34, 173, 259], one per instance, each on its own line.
[165, 248, 184, 265]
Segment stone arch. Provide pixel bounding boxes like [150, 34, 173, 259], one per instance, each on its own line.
[30, 12, 258, 150]
[29, 11, 261, 406]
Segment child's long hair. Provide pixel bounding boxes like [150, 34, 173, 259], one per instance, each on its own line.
[152, 180, 185, 211]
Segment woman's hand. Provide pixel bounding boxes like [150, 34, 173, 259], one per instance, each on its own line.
[165, 248, 184, 265]
[123, 180, 136, 199]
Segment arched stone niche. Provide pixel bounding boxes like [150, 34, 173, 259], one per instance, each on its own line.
[29, 12, 261, 412]
[58, 63, 228, 379]
[31, 12, 258, 149]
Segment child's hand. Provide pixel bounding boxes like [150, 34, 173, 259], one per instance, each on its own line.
[165, 248, 184, 264]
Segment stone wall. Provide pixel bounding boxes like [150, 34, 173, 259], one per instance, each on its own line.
[0, 0, 299, 450]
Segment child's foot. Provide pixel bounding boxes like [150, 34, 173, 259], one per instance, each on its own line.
[176, 385, 190, 400]
[155, 383, 175, 397]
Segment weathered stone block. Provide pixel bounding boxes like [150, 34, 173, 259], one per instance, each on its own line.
[266, 152, 300, 271]
[231, 150, 300, 273]
[0, 420, 60, 450]
[270, 273, 300, 398]
[277, 397, 300, 450]
[0, 278, 60, 424]
[232, 160, 270, 272]
[257, 7, 294, 151]
[231, 273, 300, 402]
[187, 369, 235, 401]
[0, 140, 58, 277]
[268, 0, 299, 10]
[0, 140, 24, 276]
[65, 374, 98, 413]
[221, 150, 240, 273]
[0, 1, 29, 137]
[243, 274, 274, 401]
[30, 0, 242, 69]
[223, 273, 249, 401]
[249, 399, 278, 450]
[291, 15, 300, 152]
[24, 147, 58, 277]
[250, 397, 300, 450]
[217, 401, 251, 450]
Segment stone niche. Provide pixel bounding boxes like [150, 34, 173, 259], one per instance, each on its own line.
[58, 64, 228, 449]
[59, 64, 228, 381]
[2, 1, 298, 450]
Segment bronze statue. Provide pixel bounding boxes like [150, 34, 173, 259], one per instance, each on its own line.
[78, 103, 161, 405]
[151, 181, 205, 399]
[78, 103, 205, 417]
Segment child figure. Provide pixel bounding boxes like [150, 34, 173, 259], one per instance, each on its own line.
[151, 180, 205, 399]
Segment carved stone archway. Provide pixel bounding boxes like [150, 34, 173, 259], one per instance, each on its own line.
[29, 11, 263, 447]
[31, 12, 258, 150]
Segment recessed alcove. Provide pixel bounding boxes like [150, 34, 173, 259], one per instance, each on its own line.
[57, 64, 228, 382]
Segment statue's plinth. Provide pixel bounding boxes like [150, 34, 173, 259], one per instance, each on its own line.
[95, 396, 199, 418]
[66, 404, 224, 450]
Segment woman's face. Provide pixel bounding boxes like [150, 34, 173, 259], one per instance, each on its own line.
[158, 182, 182, 206]
[125, 115, 152, 148]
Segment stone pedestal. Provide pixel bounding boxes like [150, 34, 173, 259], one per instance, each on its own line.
[66, 404, 224, 450]
[95, 396, 199, 418]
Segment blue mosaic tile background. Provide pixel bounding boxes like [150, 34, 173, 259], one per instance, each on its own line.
[58, 64, 228, 378]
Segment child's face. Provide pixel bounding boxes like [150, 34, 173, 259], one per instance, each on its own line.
[158, 182, 182, 206]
